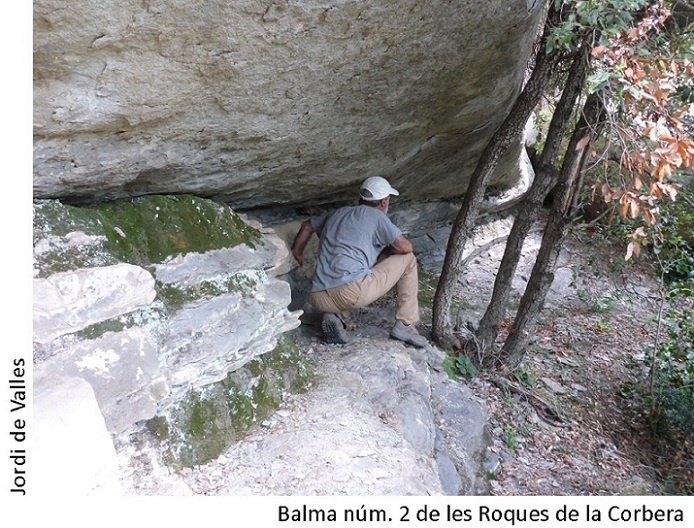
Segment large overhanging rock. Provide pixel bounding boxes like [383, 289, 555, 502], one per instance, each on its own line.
[34, 0, 545, 207]
[32, 195, 302, 433]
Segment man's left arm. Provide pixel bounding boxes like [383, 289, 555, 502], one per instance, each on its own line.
[291, 220, 315, 266]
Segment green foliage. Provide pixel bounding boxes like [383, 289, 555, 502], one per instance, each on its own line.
[503, 426, 520, 455]
[442, 354, 478, 380]
[548, 0, 650, 54]
[652, 186, 694, 283]
[589, 181, 693, 490]
[514, 364, 537, 389]
[586, 182, 694, 283]
[595, 319, 613, 333]
[649, 283, 694, 439]
[675, 84, 694, 105]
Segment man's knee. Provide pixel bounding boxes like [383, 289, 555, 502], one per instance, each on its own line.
[308, 290, 334, 314]
[401, 252, 417, 273]
[390, 251, 416, 267]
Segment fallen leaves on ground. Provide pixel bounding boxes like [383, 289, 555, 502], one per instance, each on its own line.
[473, 235, 692, 495]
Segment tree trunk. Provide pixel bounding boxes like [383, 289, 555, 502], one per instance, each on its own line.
[498, 91, 606, 369]
[668, 0, 694, 31]
[431, 6, 562, 349]
[473, 40, 592, 365]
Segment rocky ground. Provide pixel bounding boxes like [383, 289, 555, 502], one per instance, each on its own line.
[116, 216, 692, 496]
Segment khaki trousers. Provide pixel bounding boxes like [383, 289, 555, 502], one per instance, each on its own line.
[308, 252, 419, 324]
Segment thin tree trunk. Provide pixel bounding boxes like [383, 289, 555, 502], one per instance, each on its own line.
[473, 40, 592, 364]
[431, 6, 562, 349]
[499, 90, 606, 369]
[668, 0, 694, 31]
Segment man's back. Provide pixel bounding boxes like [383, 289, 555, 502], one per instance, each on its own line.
[310, 205, 401, 292]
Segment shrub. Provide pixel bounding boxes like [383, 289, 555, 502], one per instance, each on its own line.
[652, 185, 694, 283]
[442, 354, 478, 380]
[648, 283, 694, 439]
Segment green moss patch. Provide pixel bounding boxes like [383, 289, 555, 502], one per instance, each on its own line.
[93, 195, 261, 265]
[156, 273, 260, 311]
[73, 302, 167, 341]
[33, 200, 119, 276]
[33, 195, 262, 277]
[148, 335, 314, 467]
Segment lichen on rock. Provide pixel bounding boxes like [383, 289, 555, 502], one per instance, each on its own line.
[147, 335, 314, 467]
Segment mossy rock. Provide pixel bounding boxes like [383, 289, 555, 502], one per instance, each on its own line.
[33, 195, 261, 277]
[33, 200, 119, 277]
[148, 335, 314, 467]
[93, 194, 260, 264]
[155, 272, 260, 312]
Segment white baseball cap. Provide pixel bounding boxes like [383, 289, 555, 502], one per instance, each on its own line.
[359, 176, 399, 201]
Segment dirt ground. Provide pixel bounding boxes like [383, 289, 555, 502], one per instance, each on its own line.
[440, 226, 693, 496]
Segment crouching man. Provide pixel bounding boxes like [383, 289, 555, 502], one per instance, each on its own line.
[291, 176, 427, 347]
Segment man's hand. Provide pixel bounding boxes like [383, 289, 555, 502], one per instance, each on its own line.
[390, 235, 414, 254]
[292, 248, 306, 266]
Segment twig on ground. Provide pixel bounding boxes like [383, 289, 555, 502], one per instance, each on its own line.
[489, 374, 571, 428]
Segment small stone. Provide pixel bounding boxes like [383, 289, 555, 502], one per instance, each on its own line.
[484, 453, 502, 475]
[540, 377, 568, 394]
[557, 357, 579, 367]
[490, 480, 503, 493]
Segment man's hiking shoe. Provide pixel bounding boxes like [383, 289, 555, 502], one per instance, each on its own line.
[321, 313, 351, 344]
[390, 321, 428, 348]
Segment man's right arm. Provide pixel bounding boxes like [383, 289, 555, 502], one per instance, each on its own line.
[291, 219, 315, 266]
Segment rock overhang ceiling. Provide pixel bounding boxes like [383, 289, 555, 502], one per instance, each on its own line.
[33, 0, 545, 209]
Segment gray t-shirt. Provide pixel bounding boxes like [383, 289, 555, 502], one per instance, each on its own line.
[310, 205, 402, 292]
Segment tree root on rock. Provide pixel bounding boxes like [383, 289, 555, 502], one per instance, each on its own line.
[489, 374, 571, 428]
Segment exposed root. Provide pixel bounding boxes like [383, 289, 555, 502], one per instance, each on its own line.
[489, 374, 571, 428]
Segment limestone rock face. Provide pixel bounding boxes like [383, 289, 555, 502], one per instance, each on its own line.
[33, 375, 123, 496]
[33, 263, 156, 344]
[119, 336, 491, 495]
[34, 0, 544, 207]
[163, 278, 299, 388]
[32, 195, 301, 434]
